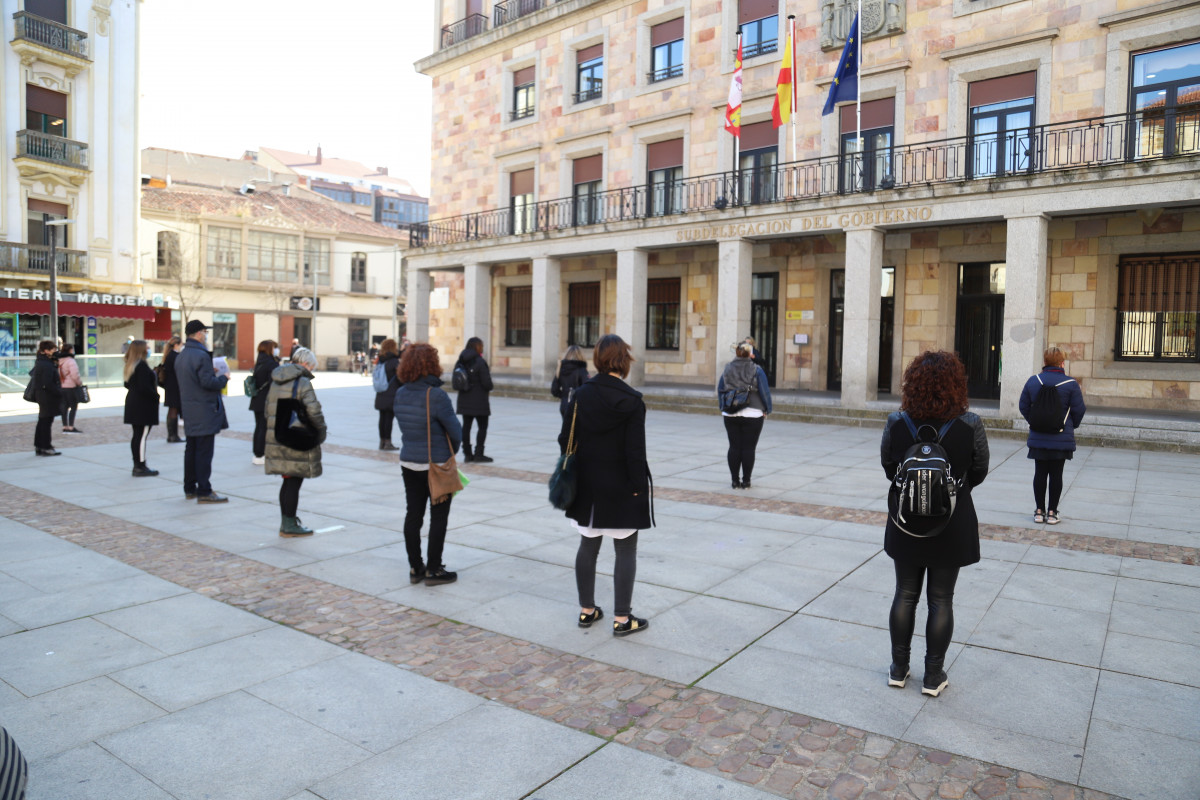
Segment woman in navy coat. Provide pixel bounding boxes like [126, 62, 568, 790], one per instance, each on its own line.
[1018, 346, 1086, 525]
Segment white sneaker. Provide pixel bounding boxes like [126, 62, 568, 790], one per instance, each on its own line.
[252, 456, 265, 466]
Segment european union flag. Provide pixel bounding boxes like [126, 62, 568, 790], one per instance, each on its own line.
[821, 13, 859, 116]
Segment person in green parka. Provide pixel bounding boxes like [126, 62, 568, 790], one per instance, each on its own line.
[264, 347, 327, 537]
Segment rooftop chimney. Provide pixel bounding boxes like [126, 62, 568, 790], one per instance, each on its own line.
[377, 167, 388, 176]
[316, 146, 322, 165]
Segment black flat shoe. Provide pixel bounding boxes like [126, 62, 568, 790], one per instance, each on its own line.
[578, 607, 603, 628]
[410, 566, 425, 585]
[613, 615, 649, 637]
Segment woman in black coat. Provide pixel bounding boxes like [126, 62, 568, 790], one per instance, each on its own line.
[31, 339, 62, 456]
[123, 340, 161, 476]
[161, 336, 182, 443]
[551, 345, 589, 419]
[250, 340, 279, 465]
[1018, 346, 1086, 525]
[559, 334, 653, 637]
[880, 351, 989, 697]
[455, 337, 495, 462]
[374, 338, 402, 451]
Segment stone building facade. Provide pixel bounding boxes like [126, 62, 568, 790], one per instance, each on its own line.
[408, 0, 1200, 415]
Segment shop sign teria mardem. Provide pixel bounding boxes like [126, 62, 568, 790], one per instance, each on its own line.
[0, 286, 164, 306]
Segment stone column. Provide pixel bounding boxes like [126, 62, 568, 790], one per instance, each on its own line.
[463, 263, 492, 347]
[715, 238, 754, 383]
[531, 256, 562, 385]
[406, 265, 432, 343]
[1000, 214, 1049, 416]
[615, 249, 648, 385]
[841, 227, 884, 408]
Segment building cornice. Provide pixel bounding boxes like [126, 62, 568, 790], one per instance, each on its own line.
[940, 29, 1058, 61]
[816, 59, 911, 88]
[1099, 0, 1200, 27]
[628, 109, 693, 129]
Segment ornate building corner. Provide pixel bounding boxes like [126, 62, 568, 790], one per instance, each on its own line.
[821, 0, 905, 50]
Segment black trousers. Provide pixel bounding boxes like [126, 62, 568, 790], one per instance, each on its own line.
[723, 415, 765, 482]
[462, 415, 488, 448]
[253, 410, 268, 458]
[1033, 459, 1066, 512]
[401, 466, 452, 571]
[166, 408, 180, 440]
[61, 395, 78, 427]
[183, 434, 216, 496]
[34, 413, 54, 451]
[378, 409, 395, 441]
[130, 425, 153, 465]
[576, 532, 639, 617]
[889, 560, 959, 670]
[280, 476, 304, 517]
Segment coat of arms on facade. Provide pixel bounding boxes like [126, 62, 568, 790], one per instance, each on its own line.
[820, 0, 904, 50]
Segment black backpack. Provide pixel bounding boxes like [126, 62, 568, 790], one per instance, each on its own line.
[1027, 375, 1074, 434]
[890, 412, 959, 538]
[451, 364, 471, 392]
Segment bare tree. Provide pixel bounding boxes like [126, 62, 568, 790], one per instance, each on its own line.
[153, 228, 212, 329]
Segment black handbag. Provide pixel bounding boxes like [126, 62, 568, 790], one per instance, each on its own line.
[22, 373, 36, 403]
[548, 403, 579, 510]
[77, 385, 90, 404]
[274, 379, 320, 451]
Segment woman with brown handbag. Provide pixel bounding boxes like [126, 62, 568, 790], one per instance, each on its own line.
[394, 343, 463, 586]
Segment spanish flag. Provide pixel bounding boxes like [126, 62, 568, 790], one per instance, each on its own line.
[725, 36, 742, 136]
[771, 25, 794, 128]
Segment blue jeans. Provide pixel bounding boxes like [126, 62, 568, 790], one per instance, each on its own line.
[184, 434, 216, 495]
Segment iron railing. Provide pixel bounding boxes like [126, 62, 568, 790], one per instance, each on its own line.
[12, 12, 89, 59]
[648, 65, 684, 83]
[494, 0, 548, 27]
[411, 110, 1200, 248]
[16, 130, 90, 170]
[440, 13, 488, 48]
[0, 242, 88, 277]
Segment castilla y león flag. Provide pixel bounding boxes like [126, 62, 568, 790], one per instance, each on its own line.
[725, 37, 743, 136]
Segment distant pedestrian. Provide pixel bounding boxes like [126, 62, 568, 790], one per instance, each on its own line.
[742, 336, 766, 371]
[394, 343, 462, 586]
[289, 338, 301, 360]
[175, 320, 230, 502]
[0, 723, 29, 800]
[551, 345, 589, 419]
[454, 336, 494, 462]
[161, 336, 183, 443]
[250, 339, 279, 466]
[57, 342, 82, 434]
[265, 347, 327, 537]
[374, 338, 402, 451]
[880, 350, 989, 697]
[718, 341, 773, 489]
[561, 334, 653, 637]
[123, 340, 160, 477]
[1019, 346, 1086, 525]
[30, 339, 61, 456]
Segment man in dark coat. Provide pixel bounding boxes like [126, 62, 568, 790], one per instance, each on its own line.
[454, 337, 495, 462]
[175, 320, 229, 502]
[30, 339, 62, 456]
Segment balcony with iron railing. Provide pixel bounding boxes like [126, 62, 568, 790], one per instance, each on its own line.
[409, 109, 1200, 248]
[0, 242, 88, 277]
[440, 0, 573, 50]
[15, 129, 90, 174]
[10, 11, 90, 70]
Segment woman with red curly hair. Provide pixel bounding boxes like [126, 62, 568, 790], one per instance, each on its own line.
[393, 343, 463, 586]
[880, 350, 990, 698]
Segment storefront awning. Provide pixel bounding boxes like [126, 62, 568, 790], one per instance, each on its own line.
[0, 298, 158, 321]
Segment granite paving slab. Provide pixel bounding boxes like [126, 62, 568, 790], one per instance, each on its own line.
[0, 617, 166, 696]
[27, 743, 176, 800]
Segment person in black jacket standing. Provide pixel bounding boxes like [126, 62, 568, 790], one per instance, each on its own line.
[880, 351, 989, 697]
[250, 340, 279, 465]
[374, 338, 402, 451]
[1018, 346, 1086, 525]
[123, 340, 160, 476]
[30, 339, 62, 456]
[455, 336, 494, 462]
[551, 345, 589, 419]
[560, 334, 654, 637]
[161, 336, 183, 443]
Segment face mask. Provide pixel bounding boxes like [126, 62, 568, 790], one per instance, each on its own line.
[273, 347, 281, 358]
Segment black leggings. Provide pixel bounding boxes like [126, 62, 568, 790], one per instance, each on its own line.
[166, 407, 180, 440]
[253, 410, 268, 458]
[130, 425, 152, 465]
[1033, 459, 1066, 512]
[889, 560, 959, 670]
[576, 532, 639, 617]
[401, 466, 452, 571]
[61, 397, 78, 427]
[723, 415, 764, 482]
[280, 476, 304, 517]
[463, 415, 488, 448]
[378, 409, 395, 441]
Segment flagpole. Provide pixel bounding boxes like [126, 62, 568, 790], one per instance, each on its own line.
[855, 0, 863, 187]
[789, 15, 797, 165]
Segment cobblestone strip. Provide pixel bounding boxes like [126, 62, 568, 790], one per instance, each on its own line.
[0, 482, 1122, 800]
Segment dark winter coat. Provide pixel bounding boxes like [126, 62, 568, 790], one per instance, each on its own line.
[395, 375, 462, 464]
[123, 360, 160, 427]
[551, 359, 589, 417]
[265, 364, 327, 478]
[174, 338, 229, 436]
[1018, 367, 1086, 452]
[880, 411, 990, 568]
[373, 354, 401, 411]
[248, 351, 278, 415]
[30, 353, 61, 413]
[717, 358, 773, 414]
[558, 374, 653, 530]
[454, 347, 493, 417]
[162, 349, 181, 410]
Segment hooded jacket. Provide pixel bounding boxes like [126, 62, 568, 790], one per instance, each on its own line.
[551, 359, 588, 416]
[1018, 366, 1086, 452]
[30, 352, 61, 411]
[454, 346, 493, 417]
[717, 357, 772, 414]
[395, 374, 462, 464]
[558, 373, 653, 530]
[264, 363, 327, 478]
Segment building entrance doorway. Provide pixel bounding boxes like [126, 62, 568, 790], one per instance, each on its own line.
[955, 262, 1006, 399]
[827, 268, 895, 392]
[750, 273, 778, 386]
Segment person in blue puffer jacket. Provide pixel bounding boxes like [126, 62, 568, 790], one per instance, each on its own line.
[394, 343, 463, 587]
[1018, 346, 1086, 525]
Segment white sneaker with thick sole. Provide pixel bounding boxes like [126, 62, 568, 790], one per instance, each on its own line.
[252, 456, 265, 466]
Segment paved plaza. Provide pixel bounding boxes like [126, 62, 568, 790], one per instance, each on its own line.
[0, 375, 1197, 800]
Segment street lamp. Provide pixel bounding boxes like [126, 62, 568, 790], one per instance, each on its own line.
[45, 218, 75, 340]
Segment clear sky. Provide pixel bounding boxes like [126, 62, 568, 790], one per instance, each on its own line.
[139, 0, 436, 196]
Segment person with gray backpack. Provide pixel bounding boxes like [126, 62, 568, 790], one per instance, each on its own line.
[717, 341, 772, 489]
[1018, 346, 1086, 525]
